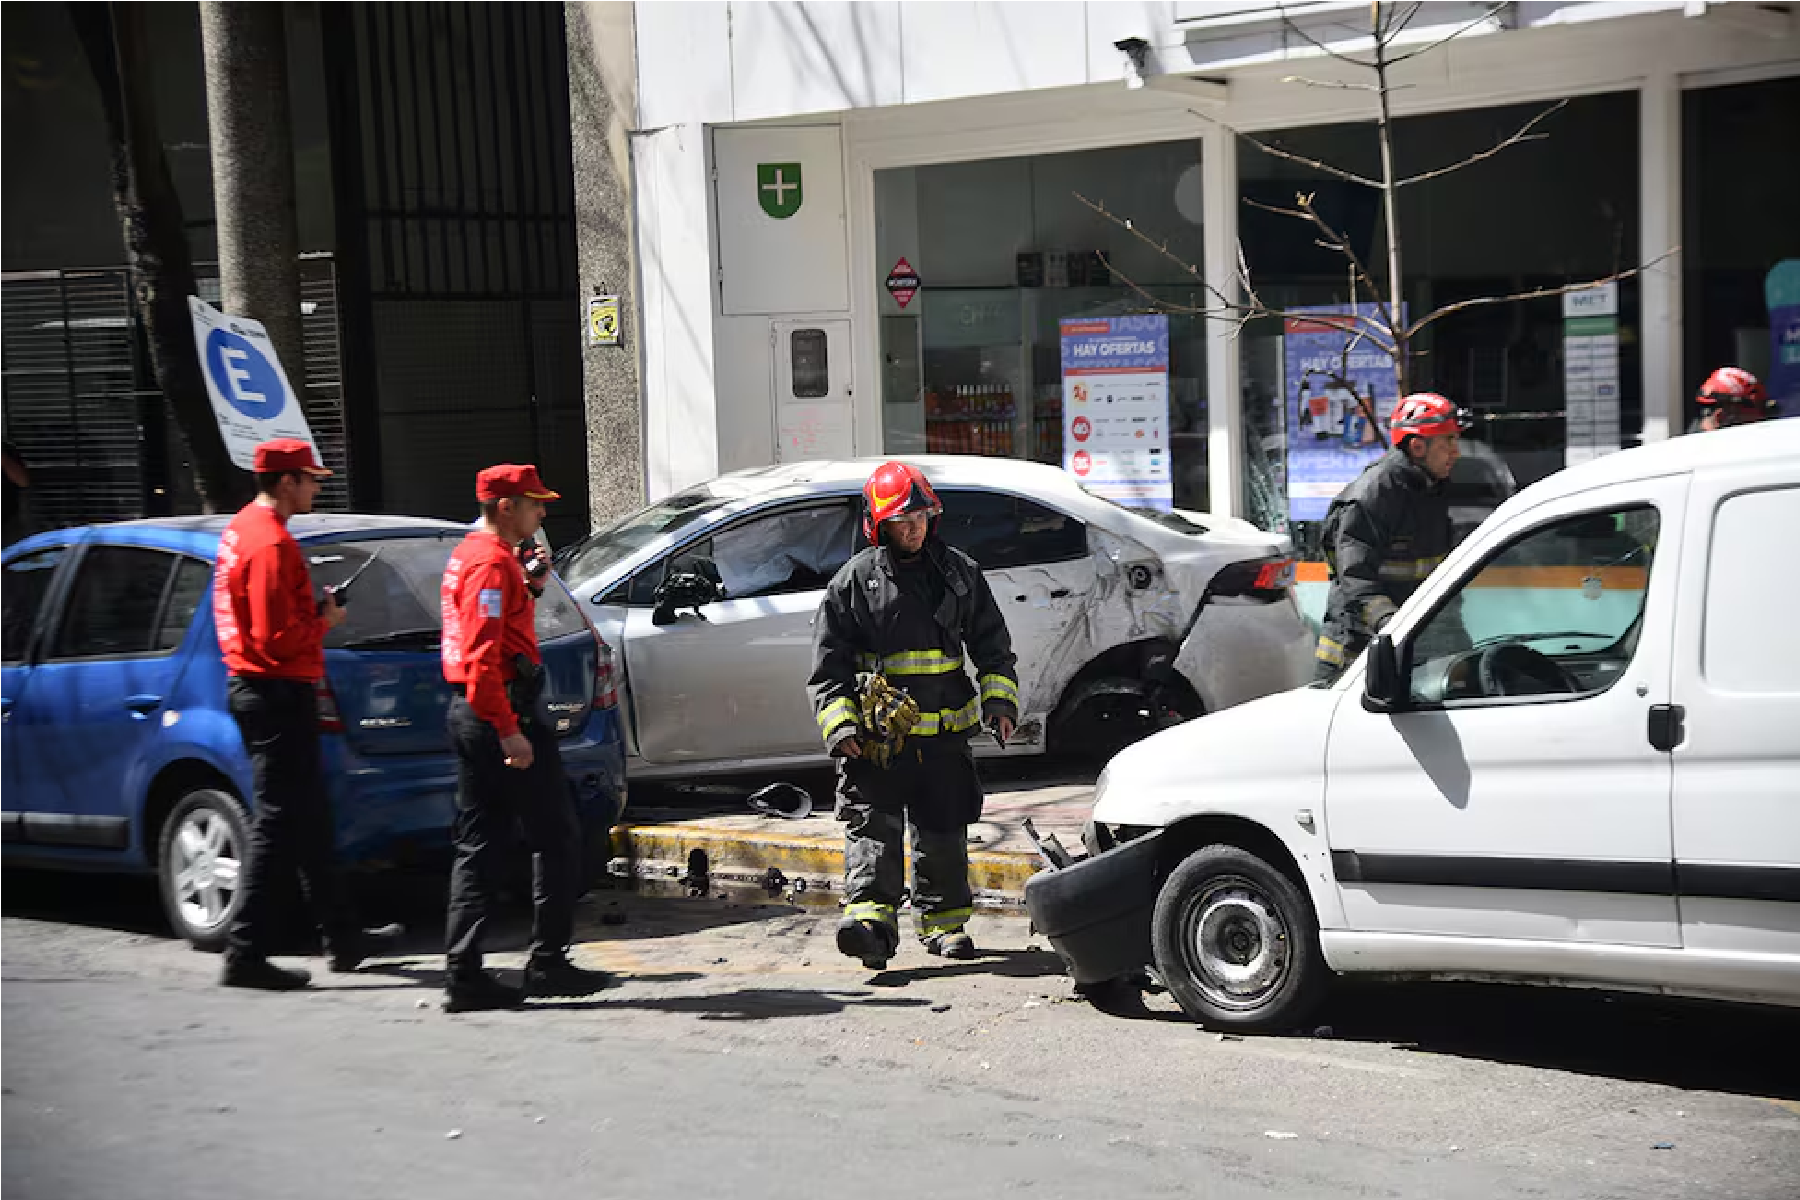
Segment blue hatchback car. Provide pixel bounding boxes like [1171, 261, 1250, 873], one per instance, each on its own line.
[2, 514, 627, 948]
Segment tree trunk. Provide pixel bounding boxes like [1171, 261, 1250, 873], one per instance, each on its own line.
[1370, 1, 1410, 397]
[69, 1, 249, 512]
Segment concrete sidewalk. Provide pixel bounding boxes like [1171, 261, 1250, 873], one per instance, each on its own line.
[608, 766, 1096, 908]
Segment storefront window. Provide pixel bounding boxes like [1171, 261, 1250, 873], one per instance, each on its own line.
[1235, 92, 1642, 563]
[875, 142, 1212, 510]
[1683, 77, 1800, 426]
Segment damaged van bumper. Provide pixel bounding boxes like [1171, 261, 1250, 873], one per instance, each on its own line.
[1024, 827, 1164, 987]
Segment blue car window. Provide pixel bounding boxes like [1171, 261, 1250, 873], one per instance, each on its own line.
[50, 546, 178, 660]
[155, 557, 213, 652]
[3, 545, 67, 664]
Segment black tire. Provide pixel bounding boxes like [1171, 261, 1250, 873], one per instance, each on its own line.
[1151, 844, 1327, 1032]
[156, 787, 252, 952]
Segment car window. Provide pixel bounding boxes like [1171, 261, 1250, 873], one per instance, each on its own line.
[309, 534, 589, 648]
[51, 546, 179, 660]
[3, 546, 68, 664]
[556, 488, 736, 593]
[1406, 505, 1658, 706]
[154, 556, 213, 652]
[938, 490, 1087, 569]
[1703, 486, 1799, 694]
[670, 502, 857, 601]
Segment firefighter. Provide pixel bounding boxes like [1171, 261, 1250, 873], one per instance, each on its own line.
[214, 438, 398, 990]
[439, 464, 610, 1012]
[1314, 392, 1468, 684]
[1690, 366, 1776, 433]
[808, 461, 1020, 969]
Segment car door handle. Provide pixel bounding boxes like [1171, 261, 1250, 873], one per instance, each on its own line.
[1646, 703, 1684, 752]
[125, 694, 164, 718]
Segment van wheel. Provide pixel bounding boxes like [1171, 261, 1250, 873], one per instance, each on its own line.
[157, 788, 252, 952]
[1151, 845, 1326, 1032]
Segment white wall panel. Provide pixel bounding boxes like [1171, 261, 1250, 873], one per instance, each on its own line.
[898, 2, 1090, 105]
[634, 2, 733, 128]
[730, 2, 903, 122]
[714, 125, 849, 316]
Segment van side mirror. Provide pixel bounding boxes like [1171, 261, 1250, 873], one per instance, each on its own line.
[1362, 633, 1408, 712]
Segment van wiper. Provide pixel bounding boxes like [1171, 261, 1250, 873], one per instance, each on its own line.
[338, 627, 442, 650]
[1469, 630, 1615, 651]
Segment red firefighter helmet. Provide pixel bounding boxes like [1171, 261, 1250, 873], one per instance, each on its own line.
[861, 460, 942, 545]
[1696, 367, 1771, 414]
[1388, 392, 1469, 447]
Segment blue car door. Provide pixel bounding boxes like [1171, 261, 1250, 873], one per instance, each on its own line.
[2, 542, 78, 836]
[26, 544, 213, 852]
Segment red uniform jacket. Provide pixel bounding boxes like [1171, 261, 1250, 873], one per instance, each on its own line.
[214, 502, 326, 681]
[441, 530, 539, 739]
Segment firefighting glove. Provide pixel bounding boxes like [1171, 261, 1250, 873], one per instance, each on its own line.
[855, 672, 920, 770]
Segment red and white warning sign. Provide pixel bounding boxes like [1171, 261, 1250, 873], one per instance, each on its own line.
[1071, 415, 1092, 443]
[1071, 450, 1092, 477]
[885, 257, 920, 309]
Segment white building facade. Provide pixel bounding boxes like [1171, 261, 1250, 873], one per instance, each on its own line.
[624, 1, 1799, 540]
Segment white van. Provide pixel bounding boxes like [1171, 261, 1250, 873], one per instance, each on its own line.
[1025, 420, 1800, 1030]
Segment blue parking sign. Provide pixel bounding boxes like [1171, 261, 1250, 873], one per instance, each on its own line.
[188, 297, 318, 469]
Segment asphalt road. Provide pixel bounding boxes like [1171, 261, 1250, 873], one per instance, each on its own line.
[5, 870, 1797, 1200]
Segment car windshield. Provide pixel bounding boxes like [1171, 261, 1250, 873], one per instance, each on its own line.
[555, 488, 736, 591]
[307, 533, 587, 650]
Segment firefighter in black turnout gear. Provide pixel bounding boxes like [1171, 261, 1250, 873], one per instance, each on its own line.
[809, 461, 1020, 969]
[1314, 392, 1469, 683]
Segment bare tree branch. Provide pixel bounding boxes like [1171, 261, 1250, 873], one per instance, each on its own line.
[1229, 126, 1386, 190]
[1406, 251, 1679, 337]
[1395, 100, 1568, 188]
[1279, 74, 1382, 92]
[1386, 1, 1510, 66]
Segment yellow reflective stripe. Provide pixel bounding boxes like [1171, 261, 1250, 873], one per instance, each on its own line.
[855, 653, 880, 672]
[979, 673, 1019, 707]
[817, 696, 856, 736]
[844, 902, 896, 927]
[879, 650, 965, 676]
[1315, 636, 1345, 665]
[912, 697, 982, 737]
[918, 907, 972, 936]
[1378, 556, 1442, 582]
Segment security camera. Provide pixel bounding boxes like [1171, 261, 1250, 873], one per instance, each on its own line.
[1114, 36, 1151, 88]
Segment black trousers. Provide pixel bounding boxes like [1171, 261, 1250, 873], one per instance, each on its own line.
[836, 739, 981, 939]
[225, 676, 358, 961]
[444, 696, 580, 981]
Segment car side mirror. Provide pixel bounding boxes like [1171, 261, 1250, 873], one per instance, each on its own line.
[1362, 633, 1409, 712]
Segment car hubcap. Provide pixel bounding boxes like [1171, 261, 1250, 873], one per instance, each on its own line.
[173, 809, 241, 934]
[1186, 875, 1290, 1011]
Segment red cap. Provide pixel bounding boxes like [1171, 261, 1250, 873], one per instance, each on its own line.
[252, 438, 331, 476]
[476, 463, 560, 502]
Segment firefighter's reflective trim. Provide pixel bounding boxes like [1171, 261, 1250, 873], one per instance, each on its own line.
[880, 650, 966, 676]
[844, 901, 897, 928]
[1358, 595, 1399, 629]
[918, 907, 973, 936]
[1377, 556, 1443, 582]
[1315, 635, 1346, 666]
[910, 697, 983, 737]
[978, 673, 1020, 708]
[817, 696, 856, 738]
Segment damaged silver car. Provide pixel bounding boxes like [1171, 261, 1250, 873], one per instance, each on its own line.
[554, 457, 1314, 779]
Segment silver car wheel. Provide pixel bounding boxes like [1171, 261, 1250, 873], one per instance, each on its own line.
[1184, 874, 1291, 1012]
[172, 807, 243, 935]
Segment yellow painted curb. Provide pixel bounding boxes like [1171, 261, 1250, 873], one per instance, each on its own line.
[611, 822, 1041, 902]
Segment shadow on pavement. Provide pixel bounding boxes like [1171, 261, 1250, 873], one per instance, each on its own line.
[529, 987, 935, 1021]
[1317, 978, 1800, 1101]
[865, 948, 1068, 988]
[1, 869, 170, 938]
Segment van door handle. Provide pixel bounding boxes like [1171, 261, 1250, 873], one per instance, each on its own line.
[125, 694, 163, 719]
[1646, 704, 1684, 752]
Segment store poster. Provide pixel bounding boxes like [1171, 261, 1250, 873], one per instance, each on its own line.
[1281, 305, 1402, 523]
[1768, 259, 1800, 420]
[1060, 315, 1172, 510]
[1562, 282, 1622, 467]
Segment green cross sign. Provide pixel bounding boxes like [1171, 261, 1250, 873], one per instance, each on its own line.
[757, 163, 803, 219]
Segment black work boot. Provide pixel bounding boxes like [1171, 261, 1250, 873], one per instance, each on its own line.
[925, 930, 976, 960]
[443, 971, 526, 1013]
[836, 917, 898, 970]
[326, 923, 407, 974]
[524, 954, 616, 998]
[221, 956, 312, 991]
